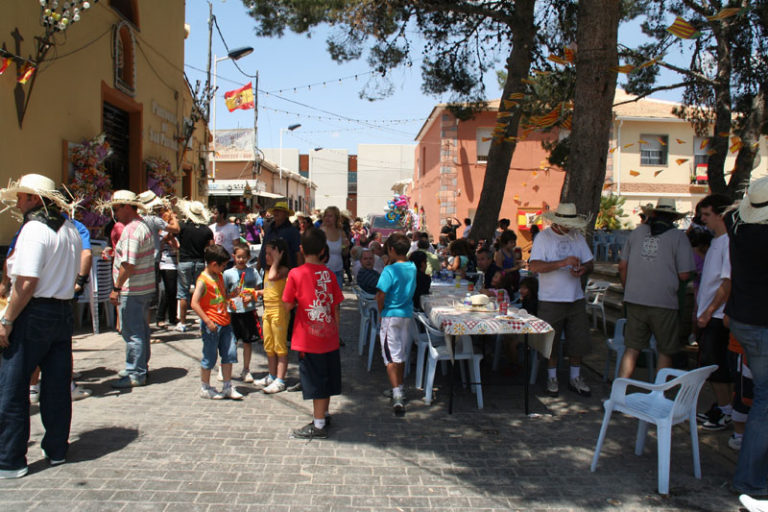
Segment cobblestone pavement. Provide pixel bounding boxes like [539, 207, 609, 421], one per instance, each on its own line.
[0, 290, 746, 511]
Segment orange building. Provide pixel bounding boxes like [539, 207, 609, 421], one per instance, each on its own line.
[412, 101, 565, 248]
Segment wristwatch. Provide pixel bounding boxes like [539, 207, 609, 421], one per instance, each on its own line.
[0, 316, 12, 327]
[112, 285, 122, 292]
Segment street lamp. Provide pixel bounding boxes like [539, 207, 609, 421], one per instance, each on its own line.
[211, 46, 254, 180]
[278, 123, 301, 181]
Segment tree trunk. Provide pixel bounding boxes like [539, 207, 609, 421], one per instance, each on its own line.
[559, 0, 619, 232]
[706, 22, 734, 194]
[468, 0, 536, 242]
[727, 86, 767, 199]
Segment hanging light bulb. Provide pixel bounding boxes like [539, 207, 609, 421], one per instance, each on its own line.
[82, 1, 90, 9]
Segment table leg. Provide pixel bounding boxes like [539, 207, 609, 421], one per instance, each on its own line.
[524, 333, 530, 416]
[448, 334, 455, 415]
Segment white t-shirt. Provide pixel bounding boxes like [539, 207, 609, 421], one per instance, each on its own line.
[8, 220, 82, 300]
[209, 222, 241, 257]
[462, 225, 472, 238]
[530, 227, 593, 302]
[696, 233, 731, 319]
[374, 254, 386, 273]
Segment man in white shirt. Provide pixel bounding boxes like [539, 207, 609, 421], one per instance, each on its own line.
[694, 194, 734, 432]
[209, 204, 241, 263]
[529, 204, 594, 398]
[0, 174, 81, 478]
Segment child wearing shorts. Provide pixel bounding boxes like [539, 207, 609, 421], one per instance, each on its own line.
[283, 228, 344, 439]
[376, 233, 416, 416]
[190, 244, 243, 400]
[223, 244, 263, 383]
[254, 239, 291, 394]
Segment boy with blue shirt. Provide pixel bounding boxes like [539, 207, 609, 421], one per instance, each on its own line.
[375, 233, 416, 415]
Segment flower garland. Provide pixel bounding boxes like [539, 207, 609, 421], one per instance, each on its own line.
[145, 157, 176, 196]
[384, 194, 419, 232]
[69, 133, 113, 227]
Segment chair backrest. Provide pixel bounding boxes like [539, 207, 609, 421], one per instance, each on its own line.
[611, 318, 627, 345]
[415, 312, 444, 346]
[666, 365, 718, 422]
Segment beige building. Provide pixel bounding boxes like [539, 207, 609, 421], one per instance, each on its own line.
[356, 144, 415, 219]
[0, 0, 207, 245]
[607, 90, 768, 223]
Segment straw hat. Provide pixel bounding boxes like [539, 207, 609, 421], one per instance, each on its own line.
[737, 177, 768, 224]
[0, 173, 73, 214]
[640, 197, 688, 219]
[294, 210, 309, 219]
[542, 203, 590, 230]
[177, 199, 211, 224]
[340, 209, 353, 220]
[268, 201, 294, 216]
[137, 190, 166, 211]
[96, 190, 148, 212]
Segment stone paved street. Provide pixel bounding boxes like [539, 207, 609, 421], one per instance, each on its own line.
[0, 291, 746, 511]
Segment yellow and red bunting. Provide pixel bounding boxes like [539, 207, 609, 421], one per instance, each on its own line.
[0, 57, 10, 75]
[700, 138, 710, 149]
[638, 57, 660, 69]
[666, 16, 701, 39]
[612, 64, 635, 74]
[502, 100, 518, 109]
[718, 131, 730, 137]
[527, 104, 562, 129]
[609, 147, 618, 153]
[638, 139, 649, 145]
[730, 136, 743, 153]
[623, 143, 634, 149]
[707, 149, 718, 155]
[17, 64, 35, 84]
[629, 170, 640, 176]
[521, 77, 536, 85]
[533, 70, 551, 76]
[676, 138, 686, 144]
[507, 92, 525, 100]
[563, 47, 575, 63]
[657, 137, 667, 146]
[481, 137, 492, 142]
[706, 7, 742, 21]
[561, 116, 572, 131]
[654, 170, 664, 177]
[547, 54, 569, 66]
[675, 158, 689, 165]
[224, 82, 255, 112]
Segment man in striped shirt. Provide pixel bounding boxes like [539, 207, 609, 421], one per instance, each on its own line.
[108, 191, 156, 388]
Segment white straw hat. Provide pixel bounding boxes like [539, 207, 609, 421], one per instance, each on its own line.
[0, 173, 73, 214]
[737, 177, 768, 224]
[96, 190, 148, 212]
[177, 199, 211, 224]
[137, 190, 166, 211]
[541, 203, 590, 230]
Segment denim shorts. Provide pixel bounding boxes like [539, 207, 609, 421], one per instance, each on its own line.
[177, 260, 205, 300]
[200, 323, 238, 369]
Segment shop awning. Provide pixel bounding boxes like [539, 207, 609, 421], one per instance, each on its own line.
[255, 191, 285, 199]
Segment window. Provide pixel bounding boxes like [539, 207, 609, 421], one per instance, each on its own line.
[114, 22, 135, 95]
[348, 171, 357, 194]
[476, 128, 493, 163]
[640, 134, 668, 166]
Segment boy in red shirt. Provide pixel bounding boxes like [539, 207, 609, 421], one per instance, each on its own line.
[283, 228, 344, 439]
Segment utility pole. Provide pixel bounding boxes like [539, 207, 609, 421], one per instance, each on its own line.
[204, 2, 213, 181]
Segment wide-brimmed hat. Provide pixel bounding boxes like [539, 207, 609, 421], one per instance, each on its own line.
[737, 176, 768, 224]
[177, 199, 211, 224]
[268, 201, 294, 216]
[641, 198, 688, 219]
[340, 209, 353, 219]
[137, 190, 166, 211]
[542, 203, 590, 230]
[294, 210, 310, 219]
[96, 190, 148, 212]
[0, 173, 74, 214]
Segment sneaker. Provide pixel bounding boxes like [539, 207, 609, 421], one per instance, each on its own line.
[324, 415, 332, 428]
[568, 376, 592, 397]
[42, 449, 65, 466]
[392, 395, 406, 416]
[291, 421, 328, 440]
[697, 402, 718, 423]
[253, 375, 274, 388]
[286, 382, 302, 392]
[217, 367, 224, 382]
[701, 408, 732, 431]
[546, 378, 559, 397]
[740, 494, 768, 512]
[729, 434, 743, 451]
[200, 387, 222, 399]
[71, 385, 92, 401]
[221, 386, 244, 400]
[263, 380, 286, 394]
[241, 369, 254, 383]
[111, 375, 146, 388]
[29, 388, 40, 404]
[0, 466, 28, 479]
[174, 322, 188, 333]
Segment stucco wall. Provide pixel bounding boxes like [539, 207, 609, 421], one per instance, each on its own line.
[309, 149, 348, 210]
[356, 144, 415, 218]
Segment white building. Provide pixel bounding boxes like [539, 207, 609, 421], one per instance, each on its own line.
[309, 148, 349, 211]
[356, 144, 415, 218]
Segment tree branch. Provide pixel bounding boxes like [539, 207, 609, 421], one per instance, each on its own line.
[613, 82, 689, 106]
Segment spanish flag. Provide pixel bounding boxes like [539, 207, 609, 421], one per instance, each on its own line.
[224, 82, 255, 112]
[17, 63, 35, 84]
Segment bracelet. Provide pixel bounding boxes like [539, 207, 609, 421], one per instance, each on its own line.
[113, 285, 122, 292]
[76, 274, 90, 287]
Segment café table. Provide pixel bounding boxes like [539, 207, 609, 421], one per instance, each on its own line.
[421, 280, 555, 414]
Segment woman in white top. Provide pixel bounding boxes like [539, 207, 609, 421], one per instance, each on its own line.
[321, 206, 349, 288]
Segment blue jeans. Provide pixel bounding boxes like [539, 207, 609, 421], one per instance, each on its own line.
[334, 270, 344, 289]
[120, 294, 151, 379]
[200, 323, 237, 369]
[0, 299, 73, 470]
[730, 318, 768, 495]
[177, 260, 205, 300]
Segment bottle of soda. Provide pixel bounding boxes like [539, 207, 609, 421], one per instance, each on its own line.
[499, 300, 508, 315]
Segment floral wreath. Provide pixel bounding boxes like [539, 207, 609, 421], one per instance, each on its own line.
[69, 133, 113, 227]
[145, 157, 177, 196]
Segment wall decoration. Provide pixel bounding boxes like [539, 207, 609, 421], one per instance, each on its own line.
[145, 157, 177, 196]
[68, 133, 113, 227]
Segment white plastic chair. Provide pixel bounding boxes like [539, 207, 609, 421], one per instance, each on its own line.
[365, 302, 381, 372]
[416, 314, 484, 409]
[76, 241, 115, 334]
[604, 318, 657, 382]
[585, 280, 610, 335]
[590, 365, 718, 495]
[353, 286, 376, 356]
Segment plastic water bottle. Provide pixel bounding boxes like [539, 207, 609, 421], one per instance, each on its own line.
[463, 293, 472, 307]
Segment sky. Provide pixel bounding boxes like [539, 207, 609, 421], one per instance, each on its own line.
[184, 0, 686, 154]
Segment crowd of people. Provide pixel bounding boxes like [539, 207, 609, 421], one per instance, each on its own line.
[1, 171, 767, 507]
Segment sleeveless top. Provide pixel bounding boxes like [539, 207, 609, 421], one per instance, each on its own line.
[263, 275, 287, 309]
[326, 236, 344, 272]
[501, 248, 516, 270]
[197, 271, 230, 326]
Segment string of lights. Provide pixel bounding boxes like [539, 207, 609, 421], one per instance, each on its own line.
[259, 104, 424, 125]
